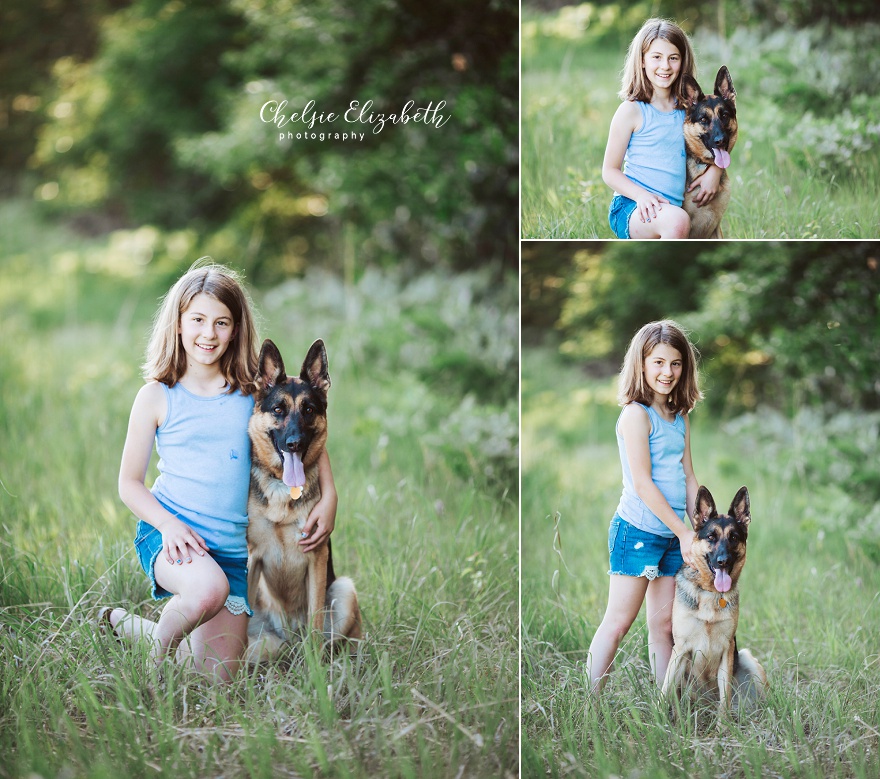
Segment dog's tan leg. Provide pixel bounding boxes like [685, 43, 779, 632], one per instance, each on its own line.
[308, 545, 329, 634]
[717, 640, 735, 715]
[246, 556, 263, 610]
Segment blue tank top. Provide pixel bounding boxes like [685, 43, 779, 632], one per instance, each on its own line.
[615, 403, 687, 537]
[151, 383, 254, 556]
[619, 101, 686, 207]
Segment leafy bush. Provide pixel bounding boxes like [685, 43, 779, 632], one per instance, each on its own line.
[724, 409, 880, 559]
[537, 241, 880, 414]
[693, 23, 880, 177]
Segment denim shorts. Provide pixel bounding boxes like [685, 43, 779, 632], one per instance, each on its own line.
[134, 519, 252, 616]
[607, 515, 684, 579]
[608, 194, 637, 239]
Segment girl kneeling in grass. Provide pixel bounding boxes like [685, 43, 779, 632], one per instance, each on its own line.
[603, 19, 723, 239]
[100, 260, 337, 680]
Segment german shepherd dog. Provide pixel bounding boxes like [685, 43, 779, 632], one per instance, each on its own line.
[245, 339, 362, 662]
[662, 486, 766, 714]
[681, 66, 738, 239]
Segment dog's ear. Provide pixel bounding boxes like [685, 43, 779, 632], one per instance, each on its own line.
[300, 339, 331, 394]
[693, 486, 718, 530]
[681, 75, 705, 109]
[728, 486, 751, 527]
[714, 66, 736, 106]
[256, 339, 286, 395]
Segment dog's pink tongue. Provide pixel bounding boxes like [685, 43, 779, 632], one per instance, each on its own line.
[713, 148, 731, 169]
[714, 567, 732, 593]
[281, 451, 306, 488]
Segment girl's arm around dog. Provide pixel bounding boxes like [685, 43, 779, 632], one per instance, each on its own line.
[299, 449, 337, 553]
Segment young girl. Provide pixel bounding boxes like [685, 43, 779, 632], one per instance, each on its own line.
[100, 260, 338, 680]
[602, 19, 723, 239]
[586, 320, 702, 693]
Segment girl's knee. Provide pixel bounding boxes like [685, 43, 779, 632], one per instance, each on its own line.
[647, 612, 672, 637]
[187, 580, 230, 621]
[599, 616, 635, 644]
[211, 658, 241, 682]
[664, 208, 690, 238]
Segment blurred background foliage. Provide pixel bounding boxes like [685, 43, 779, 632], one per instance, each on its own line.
[522, 241, 880, 415]
[522, 239, 880, 556]
[524, 0, 878, 29]
[1, 0, 517, 280]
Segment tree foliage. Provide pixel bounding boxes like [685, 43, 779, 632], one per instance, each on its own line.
[522, 0, 880, 29]
[525, 241, 880, 413]
[0, 0, 129, 184]
[21, 0, 517, 277]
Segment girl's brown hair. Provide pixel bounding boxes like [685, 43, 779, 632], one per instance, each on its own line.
[142, 258, 259, 394]
[619, 18, 695, 105]
[617, 320, 702, 415]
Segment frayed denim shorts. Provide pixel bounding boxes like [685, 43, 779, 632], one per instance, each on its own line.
[134, 518, 252, 616]
[607, 515, 683, 579]
[608, 194, 638, 239]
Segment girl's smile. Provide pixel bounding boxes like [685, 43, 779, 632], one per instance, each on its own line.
[644, 343, 683, 398]
[178, 293, 236, 368]
[643, 39, 682, 93]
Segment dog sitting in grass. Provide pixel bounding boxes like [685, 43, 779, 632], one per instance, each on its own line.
[662, 486, 766, 713]
[245, 339, 361, 662]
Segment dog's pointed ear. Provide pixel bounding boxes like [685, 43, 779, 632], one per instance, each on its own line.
[681, 75, 705, 110]
[714, 66, 736, 105]
[255, 339, 286, 396]
[300, 339, 330, 394]
[728, 486, 751, 527]
[693, 486, 717, 530]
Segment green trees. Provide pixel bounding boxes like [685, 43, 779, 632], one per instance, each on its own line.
[523, 241, 880, 412]
[5, 0, 518, 276]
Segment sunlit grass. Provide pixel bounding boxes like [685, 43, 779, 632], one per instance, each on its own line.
[521, 345, 880, 778]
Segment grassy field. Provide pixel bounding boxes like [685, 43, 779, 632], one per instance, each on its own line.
[521, 345, 880, 778]
[0, 200, 519, 778]
[521, 12, 880, 239]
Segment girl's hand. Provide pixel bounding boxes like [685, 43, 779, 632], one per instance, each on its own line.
[299, 491, 338, 553]
[678, 531, 695, 568]
[688, 165, 723, 206]
[635, 192, 670, 224]
[158, 517, 209, 565]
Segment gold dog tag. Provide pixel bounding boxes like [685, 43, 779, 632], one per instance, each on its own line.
[290, 486, 303, 500]
[719, 597, 727, 608]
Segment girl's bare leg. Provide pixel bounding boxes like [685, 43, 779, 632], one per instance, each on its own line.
[177, 609, 249, 681]
[586, 574, 649, 694]
[628, 204, 691, 239]
[645, 575, 676, 686]
[108, 554, 231, 664]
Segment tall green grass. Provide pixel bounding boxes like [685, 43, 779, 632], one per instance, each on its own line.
[521, 11, 880, 239]
[521, 345, 880, 778]
[0, 200, 519, 778]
